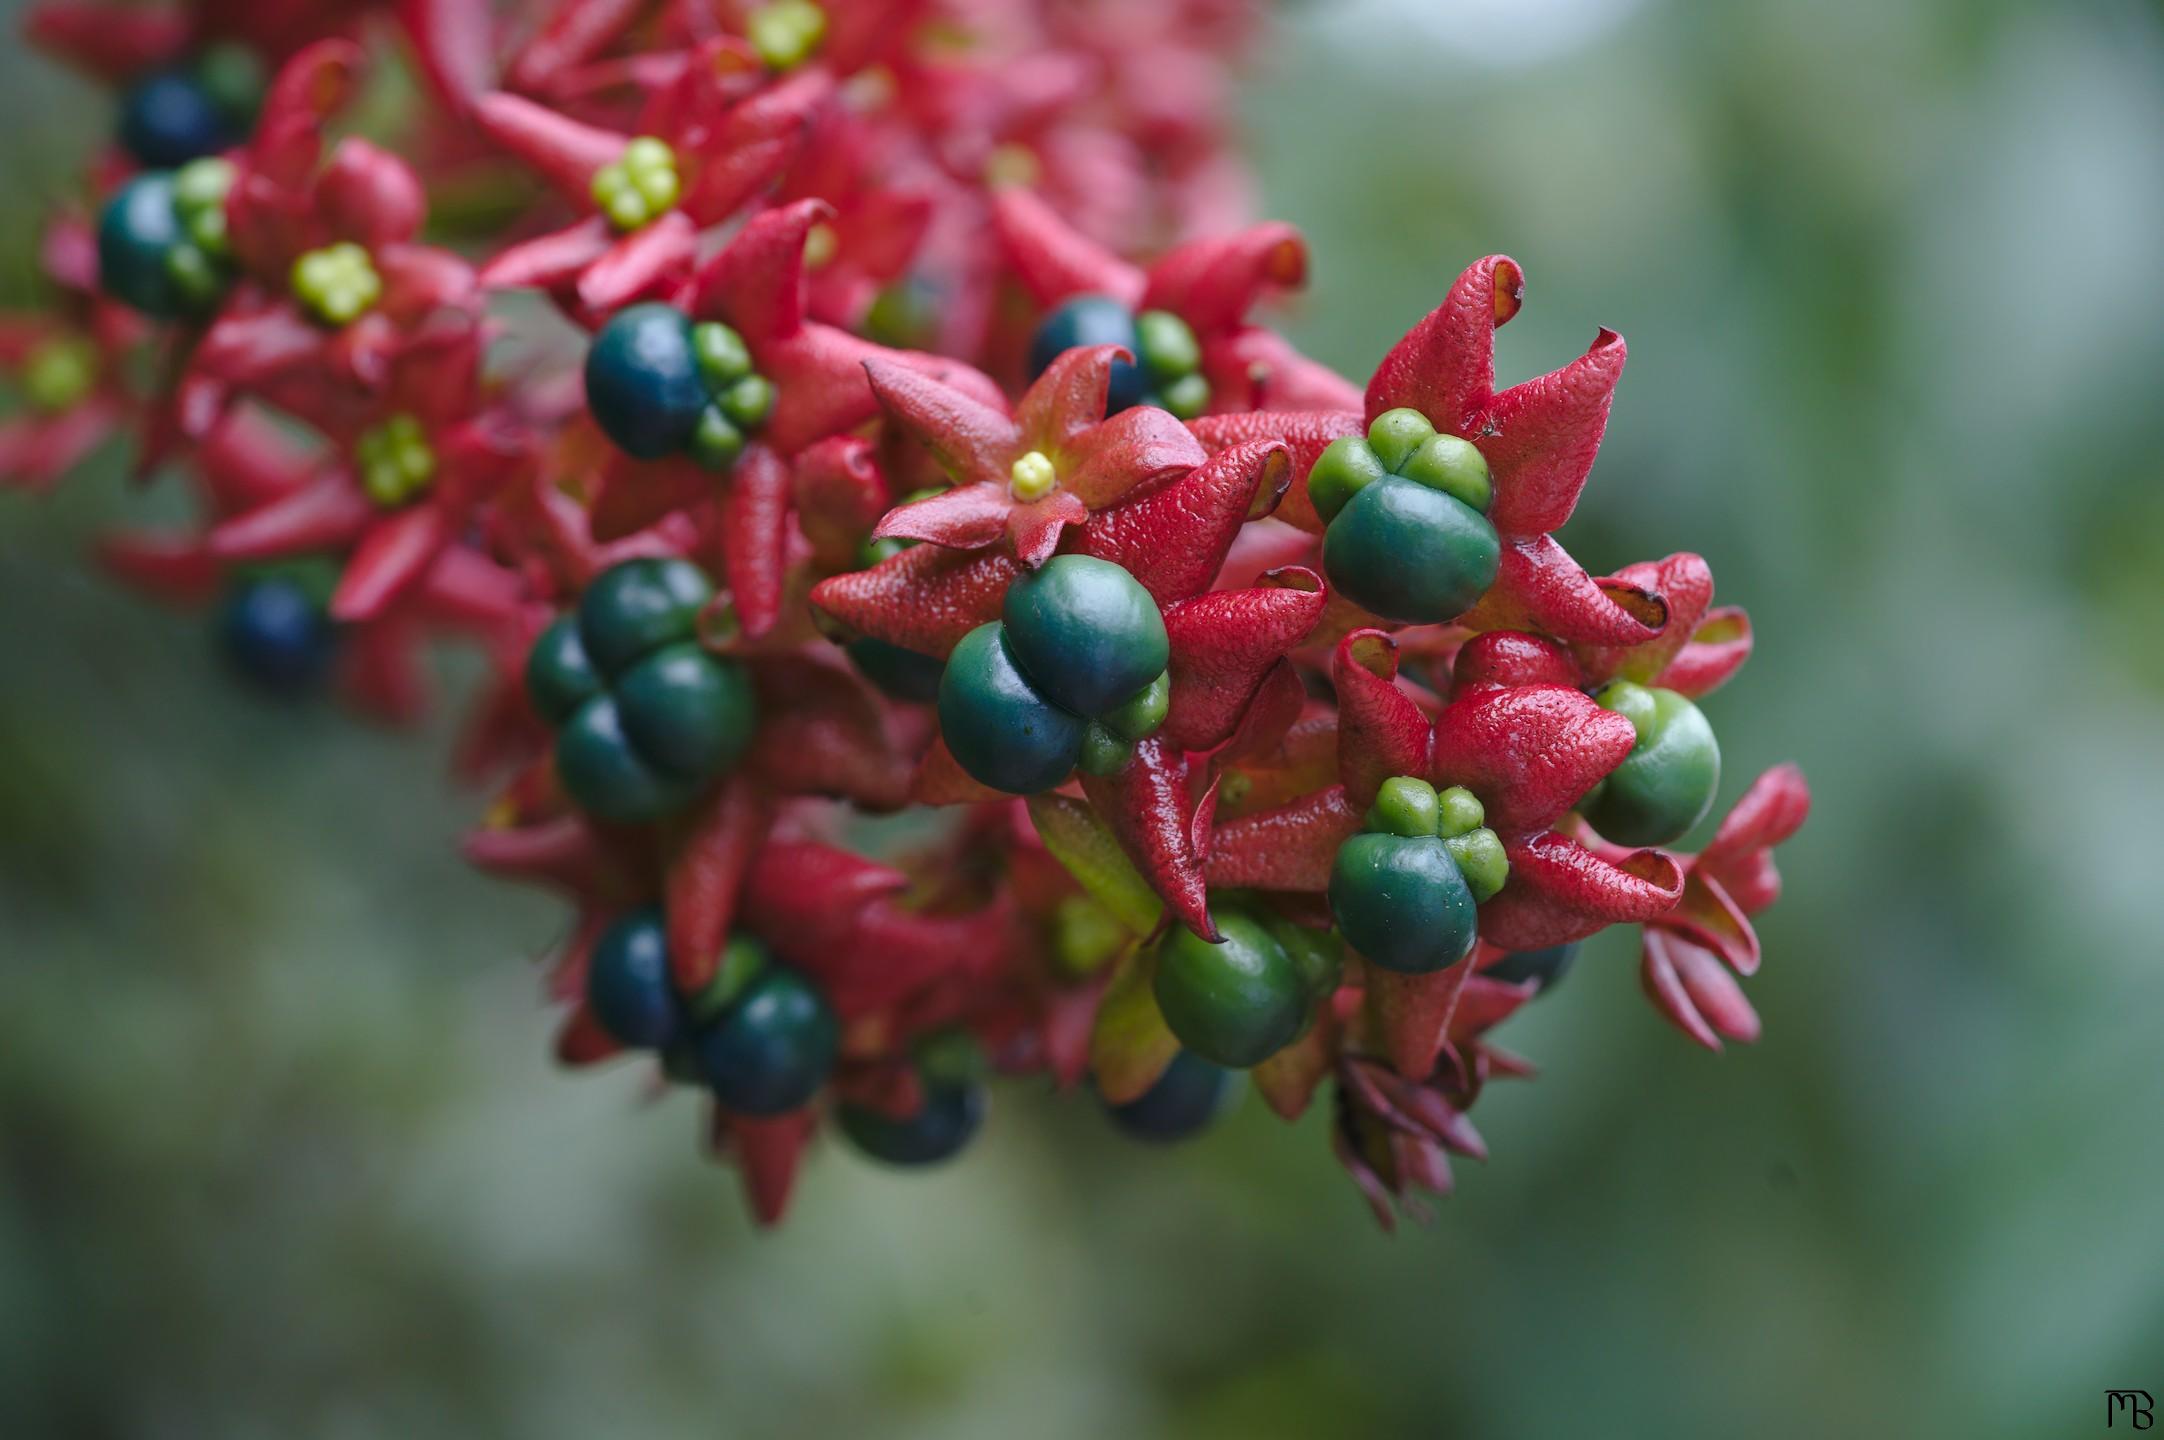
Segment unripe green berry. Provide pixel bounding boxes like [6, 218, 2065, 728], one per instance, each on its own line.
[690, 406, 746, 471]
[1134, 309, 1201, 379]
[1443, 826, 1509, 903]
[1306, 435, 1387, 523]
[689, 934, 771, 1022]
[1076, 722, 1133, 777]
[1435, 784, 1485, 838]
[1398, 432, 1492, 513]
[21, 338, 97, 413]
[1365, 776, 1439, 837]
[718, 373, 775, 429]
[1157, 371, 1211, 419]
[1367, 406, 1437, 471]
[1100, 671, 1170, 741]
[1594, 679, 1660, 739]
[748, 0, 828, 69]
[693, 322, 754, 387]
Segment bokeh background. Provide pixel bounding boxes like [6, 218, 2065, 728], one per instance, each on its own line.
[5, 0, 2164, 1435]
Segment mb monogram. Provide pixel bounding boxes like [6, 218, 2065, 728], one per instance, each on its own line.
[2108, 1391, 2155, 1429]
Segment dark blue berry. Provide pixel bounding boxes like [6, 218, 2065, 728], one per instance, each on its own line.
[217, 576, 333, 696]
[1105, 1050, 1241, 1142]
[838, 1082, 987, 1166]
[1026, 294, 1144, 413]
[585, 906, 682, 1050]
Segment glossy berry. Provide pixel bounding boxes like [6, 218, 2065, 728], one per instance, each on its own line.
[1582, 681, 1722, 846]
[1106, 1049, 1242, 1142]
[217, 576, 333, 696]
[1001, 555, 1168, 718]
[693, 966, 838, 1115]
[585, 906, 681, 1050]
[590, 136, 680, 232]
[118, 70, 237, 170]
[1329, 832, 1478, 973]
[748, 0, 829, 70]
[290, 243, 382, 327]
[98, 174, 190, 317]
[846, 637, 945, 703]
[837, 1081, 986, 1166]
[1026, 294, 1144, 411]
[937, 621, 1086, 794]
[1485, 942, 1581, 994]
[1151, 908, 1308, 1068]
[1366, 776, 1440, 837]
[584, 303, 707, 459]
[525, 558, 756, 824]
[1322, 476, 1499, 625]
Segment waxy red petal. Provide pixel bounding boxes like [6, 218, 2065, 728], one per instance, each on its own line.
[1480, 328, 1626, 537]
[1007, 489, 1090, 567]
[1701, 763, 1812, 871]
[332, 502, 452, 622]
[1364, 254, 1522, 432]
[1429, 684, 1636, 837]
[1015, 344, 1121, 453]
[1073, 439, 1287, 606]
[1332, 630, 1432, 808]
[809, 541, 1017, 658]
[1661, 607, 1754, 698]
[1081, 739, 1215, 941]
[23, 1, 185, 82]
[992, 187, 1145, 308]
[1365, 957, 1475, 1082]
[718, 1109, 815, 1227]
[1160, 569, 1326, 753]
[1642, 929, 1761, 1051]
[1056, 404, 1208, 511]
[714, 444, 791, 638]
[208, 471, 375, 561]
[576, 209, 697, 312]
[1188, 409, 1362, 534]
[472, 90, 625, 202]
[1203, 785, 1362, 893]
[863, 357, 1021, 489]
[1478, 833, 1684, 949]
[1451, 630, 1582, 696]
[1140, 221, 1306, 336]
[1468, 534, 1667, 647]
[479, 218, 615, 292]
[665, 783, 774, 992]
[873, 480, 1010, 549]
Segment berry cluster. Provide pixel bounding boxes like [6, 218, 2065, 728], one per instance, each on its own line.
[5, 0, 1808, 1227]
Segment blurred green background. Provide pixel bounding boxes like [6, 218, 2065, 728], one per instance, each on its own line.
[6, 0, 2164, 1435]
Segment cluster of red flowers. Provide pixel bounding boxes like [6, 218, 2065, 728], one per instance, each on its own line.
[7, 0, 1808, 1227]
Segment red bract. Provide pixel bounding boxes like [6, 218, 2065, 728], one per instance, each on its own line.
[177, 42, 482, 436]
[993, 187, 1358, 412]
[1192, 254, 1663, 647]
[5, 0, 1807, 1230]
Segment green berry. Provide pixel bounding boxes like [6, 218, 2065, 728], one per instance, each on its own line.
[1365, 776, 1440, 837]
[936, 621, 1086, 795]
[524, 614, 603, 724]
[612, 642, 757, 779]
[578, 556, 712, 675]
[1366, 406, 1437, 471]
[688, 935, 771, 1023]
[718, 374, 775, 429]
[21, 338, 97, 414]
[1134, 309, 1201, 379]
[1321, 475, 1500, 624]
[1435, 784, 1485, 839]
[1151, 908, 1308, 1068]
[748, 0, 828, 69]
[1076, 722, 1133, 777]
[1305, 435, 1388, 523]
[1328, 832, 1477, 974]
[1442, 826, 1509, 903]
[1000, 554, 1169, 718]
[1156, 371, 1211, 419]
[689, 406, 746, 471]
[693, 322, 754, 387]
[290, 242, 381, 326]
[1583, 683, 1721, 846]
[1398, 433, 1492, 513]
[1099, 670, 1170, 742]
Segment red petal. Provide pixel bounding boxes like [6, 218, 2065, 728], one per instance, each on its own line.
[690, 198, 827, 345]
[1074, 439, 1287, 606]
[1141, 221, 1307, 336]
[1160, 569, 1326, 753]
[95, 530, 220, 602]
[1364, 254, 1522, 432]
[1057, 404, 1208, 511]
[472, 90, 625, 203]
[1481, 328, 1626, 537]
[588, 452, 712, 542]
[479, 218, 615, 292]
[1468, 534, 1667, 647]
[1007, 489, 1090, 567]
[664, 783, 774, 992]
[1450, 630, 1582, 696]
[576, 210, 698, 312]
[873, 480, 1011, 549]
[863, 356, 1021, 489]
[1429, 685, 1636, 837]
[1701, 763, 1812, 869]
[331, 503, 451, 622]
[719, 1109, 816, 1227]
[789, 435, 888, 571]
[1478, 833, 1684, 949]
[745, 656, 910, 811]
[1332, 629, 1434, 808]
[1364, 957, 1475, 1082]
[208, 471, 374, 561]
[912, 736, 1009, 806]
[1572, 552, 1712, 686]
[23, 1, 184, 82]
[1664, 871, 1762, 977]
[395, 0, 496, 109]
[1203, 329, 1364, 414]
[679, 71, 828, 226]
[1080, 739, 1214, 941]
[1015, 343, 1121, 452]
[1188, 409, 1362, 534]
[460, 816, 621, 899]
[507, 0, 645, 92]
[991, 187, 1145, 308]
[1662, 607, 1754, 698]
[809, 544, 1016, 657]
[1642, 929, 1760, 1050]
[1203, 785, 1362, 893]
[713, 444, 791, 638]
[554, 1005, 624, 1066]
